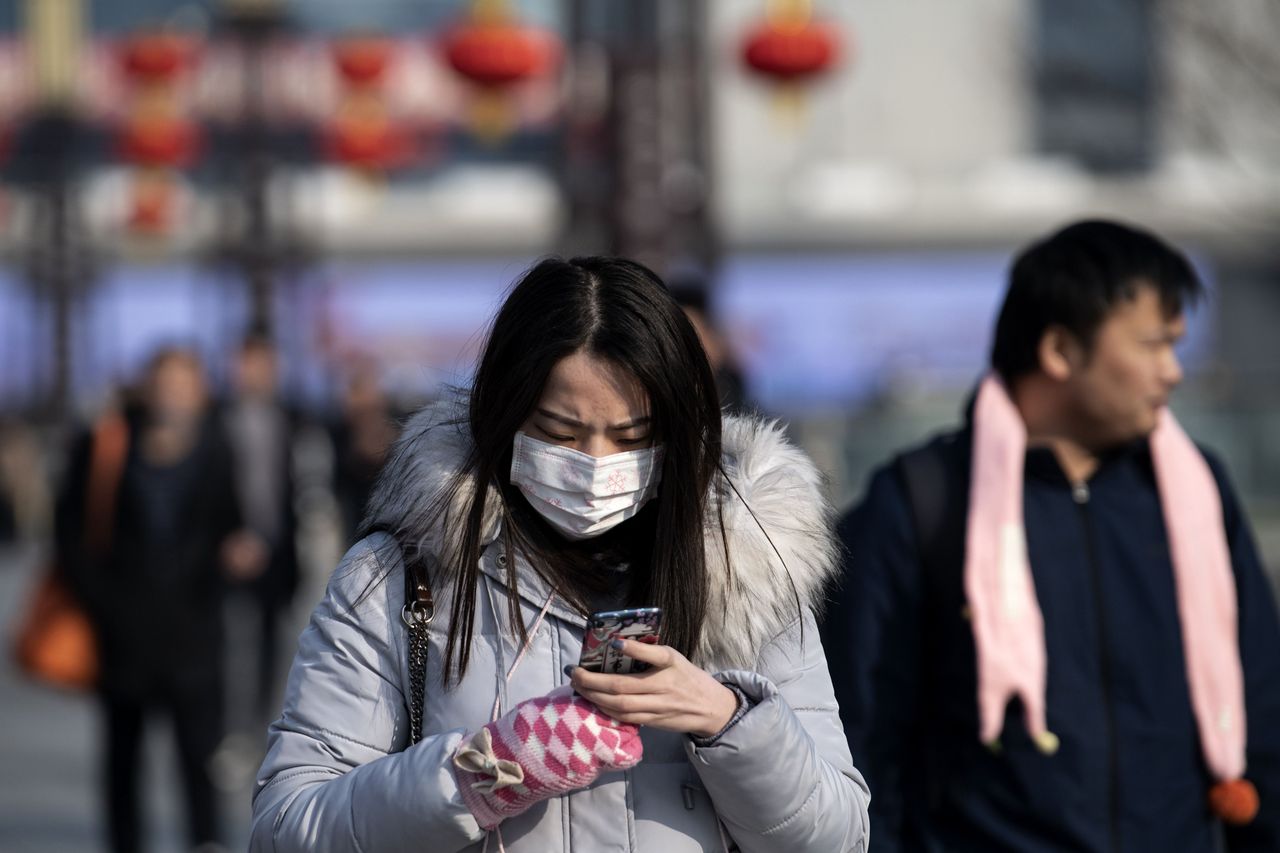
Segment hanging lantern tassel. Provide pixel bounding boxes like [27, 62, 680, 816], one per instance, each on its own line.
[466, 89, 517, 145]
[769, 84, 810, 129]
[1208, 778, 1259, 826]
[128, 167, 179, 235]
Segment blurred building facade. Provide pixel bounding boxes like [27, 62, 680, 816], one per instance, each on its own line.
[0, 0, 1276, 556]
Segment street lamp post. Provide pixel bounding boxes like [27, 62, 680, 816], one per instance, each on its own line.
[560, 0, 715, 277]
[22, 0, 87, 423]
[219, 0, 291, 339]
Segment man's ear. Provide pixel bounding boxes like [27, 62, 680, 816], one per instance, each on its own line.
[1038, 325, 1084, 381]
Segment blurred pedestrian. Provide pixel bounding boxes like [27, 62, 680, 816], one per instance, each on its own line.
[327, 359, 397, 545]
[822, 220, 1280, 851]
[0, 419, 23, 543]
[669, 275, 750, 414]
[58, 347, 242, 852]
[0, 416, 52, 544]
[221, 331, 300, 720]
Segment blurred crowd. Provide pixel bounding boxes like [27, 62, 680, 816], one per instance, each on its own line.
[4, 335, 403, 852]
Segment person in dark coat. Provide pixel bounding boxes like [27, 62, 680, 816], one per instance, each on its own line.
[821, 220, 1280, 852]
[59, 347, 242, 853]
[668, 276, 751, 415]
[221, 332, 300, 719]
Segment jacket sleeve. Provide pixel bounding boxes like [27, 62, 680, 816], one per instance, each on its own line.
[1208, 456, 1280, 852]
[819, 464, 926, 853]
[687, 611, 871, 853]
[249, 534, 485, 853]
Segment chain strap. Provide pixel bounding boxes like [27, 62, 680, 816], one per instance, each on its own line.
[401, 561, 434, 745]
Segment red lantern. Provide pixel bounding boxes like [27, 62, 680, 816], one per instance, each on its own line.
[742, 19, 840, 82]
[324, 113, 417, 171]
[120, 33, 198, 84]
[118, 116, 201, 168]
[333, 37, 394, 88]
[441, 22, 560, 88]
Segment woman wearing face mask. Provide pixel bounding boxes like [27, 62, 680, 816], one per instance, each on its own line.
[250, 257, 870, 853]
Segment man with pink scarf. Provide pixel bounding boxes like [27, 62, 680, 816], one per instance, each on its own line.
[822, 220, 1280, 852]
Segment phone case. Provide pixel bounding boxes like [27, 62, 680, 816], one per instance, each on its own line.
[578, 607, 663, 674]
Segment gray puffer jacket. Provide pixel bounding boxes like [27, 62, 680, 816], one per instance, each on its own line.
[250, 404, 871, 852]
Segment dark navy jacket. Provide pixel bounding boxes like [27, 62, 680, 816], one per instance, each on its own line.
[821, 426, 1280, 852]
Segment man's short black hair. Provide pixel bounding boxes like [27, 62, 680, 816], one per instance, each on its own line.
[990, 219, 1204, 383]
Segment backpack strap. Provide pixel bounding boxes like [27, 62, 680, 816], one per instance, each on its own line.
[894, 432, 969, 569]
[893, 432, 970, 617]
[891, 433, 968, 823]
[896, 442, 949, 564]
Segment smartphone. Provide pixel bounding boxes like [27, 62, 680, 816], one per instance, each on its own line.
[577, 607, 663, 674]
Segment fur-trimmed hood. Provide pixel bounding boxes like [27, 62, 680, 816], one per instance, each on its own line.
[365, 400, 839, 668]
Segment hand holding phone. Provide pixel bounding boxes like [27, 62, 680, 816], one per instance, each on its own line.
[567, 624, 741, 738]
[577, 607, 662, 674]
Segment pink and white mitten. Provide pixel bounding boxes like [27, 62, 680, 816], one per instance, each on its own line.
[452, 687, 643, 829]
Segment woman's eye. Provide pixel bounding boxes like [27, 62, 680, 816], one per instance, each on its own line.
[618, 436, 650, 446]
[539, 427, 574, 442]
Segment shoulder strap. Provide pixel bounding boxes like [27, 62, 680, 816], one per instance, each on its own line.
[369, 526, 435, 745]
[402, 561, 434, 745]
[893, 435, 967, 820]
[896, 442, 948, 562]
[894, 434, 967, 578]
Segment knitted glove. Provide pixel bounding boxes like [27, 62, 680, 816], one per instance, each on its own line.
[452, 687, 643, 829]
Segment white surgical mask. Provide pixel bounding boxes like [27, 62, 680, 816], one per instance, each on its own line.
[510, 431, 663, 540]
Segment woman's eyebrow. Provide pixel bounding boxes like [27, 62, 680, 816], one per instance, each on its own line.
[536, 408, 584, 427]
[608, 417, 651, 431]
[535, 408, 650, 431]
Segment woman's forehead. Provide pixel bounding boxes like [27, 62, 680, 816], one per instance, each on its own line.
[538, 352, 649, 422]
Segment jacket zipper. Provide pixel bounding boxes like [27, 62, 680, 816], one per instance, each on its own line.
[1074, 481, 1121, 853]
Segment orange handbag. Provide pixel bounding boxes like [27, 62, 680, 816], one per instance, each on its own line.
[11, 414, 128, 691]
[12, 567, 98, 690]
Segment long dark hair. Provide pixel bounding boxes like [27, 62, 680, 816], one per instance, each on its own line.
[438, 256, 725, 683]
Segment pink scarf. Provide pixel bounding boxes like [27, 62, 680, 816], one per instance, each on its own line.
[967, 374, 1246, 788]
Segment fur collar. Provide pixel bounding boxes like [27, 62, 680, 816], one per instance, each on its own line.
[365, 400, 838, 669]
